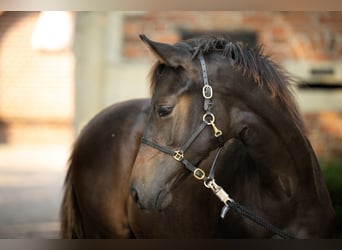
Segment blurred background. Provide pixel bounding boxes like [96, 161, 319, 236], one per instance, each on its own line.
[0, 11, 341, 238]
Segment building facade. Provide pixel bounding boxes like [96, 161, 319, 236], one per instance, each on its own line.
[1, 11, 341, 161]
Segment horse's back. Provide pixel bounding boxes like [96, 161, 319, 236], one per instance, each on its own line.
[61, 98, 149, 238]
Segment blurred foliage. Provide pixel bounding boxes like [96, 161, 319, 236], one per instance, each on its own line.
[321, 160, 342, 238]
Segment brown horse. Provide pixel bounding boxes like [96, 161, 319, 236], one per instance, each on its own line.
[61, 35, 335, 238]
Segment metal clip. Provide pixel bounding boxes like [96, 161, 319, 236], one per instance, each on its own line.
[202, 113, 223, 137]
[204, 179, 233, 219]
[211, 122, 223, 137]
[204, 179, 233, 205]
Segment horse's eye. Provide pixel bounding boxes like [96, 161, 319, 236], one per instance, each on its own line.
[157, 106, 173, 117]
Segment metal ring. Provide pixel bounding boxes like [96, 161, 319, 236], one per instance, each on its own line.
[203, 112, 215, 125]
[204, 178, 213, 188]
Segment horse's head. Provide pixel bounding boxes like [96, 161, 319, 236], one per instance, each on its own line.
[130, 35, 235, 212]
[130, 34, 305, 213]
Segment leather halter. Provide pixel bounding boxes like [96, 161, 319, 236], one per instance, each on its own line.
[141, 53, 233, 218]
[141, 53, 224, 181]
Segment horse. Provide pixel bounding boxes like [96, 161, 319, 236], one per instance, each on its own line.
[60, 35, 335, 238]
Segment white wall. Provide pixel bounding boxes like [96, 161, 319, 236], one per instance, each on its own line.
[73, 12, 150, 134]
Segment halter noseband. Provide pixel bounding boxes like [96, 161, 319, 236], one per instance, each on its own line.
[141, 52, 233, 218]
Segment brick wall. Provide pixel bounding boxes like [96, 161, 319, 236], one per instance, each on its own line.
[0, 12, 74, 144]
[122, 12, 342, 62]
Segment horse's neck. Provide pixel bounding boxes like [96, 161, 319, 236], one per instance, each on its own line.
[222, 105, 319, 202]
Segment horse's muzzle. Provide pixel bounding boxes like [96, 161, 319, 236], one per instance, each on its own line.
[130, 182, 172, 212]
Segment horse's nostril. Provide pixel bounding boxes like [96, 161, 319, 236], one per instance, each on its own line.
[130, 186, 140, 204]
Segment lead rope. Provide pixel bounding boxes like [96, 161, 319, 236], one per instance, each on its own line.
[203, 153, 295, 239]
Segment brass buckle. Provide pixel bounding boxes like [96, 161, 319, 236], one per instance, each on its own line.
[193, 168, 206, 180]
[173, 150, 184, 161]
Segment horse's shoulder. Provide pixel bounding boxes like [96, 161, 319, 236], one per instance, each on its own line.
[71, 98, 149, 164]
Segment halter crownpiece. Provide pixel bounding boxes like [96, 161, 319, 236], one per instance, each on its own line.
[198, 53, 213, 112]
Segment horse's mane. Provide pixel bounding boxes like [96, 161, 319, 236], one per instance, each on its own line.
[149, 36, 306, 135]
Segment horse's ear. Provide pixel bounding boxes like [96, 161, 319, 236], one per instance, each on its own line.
[139, 34, 191, 67]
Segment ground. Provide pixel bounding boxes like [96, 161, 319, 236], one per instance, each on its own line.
[0, 144, 69, 239]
